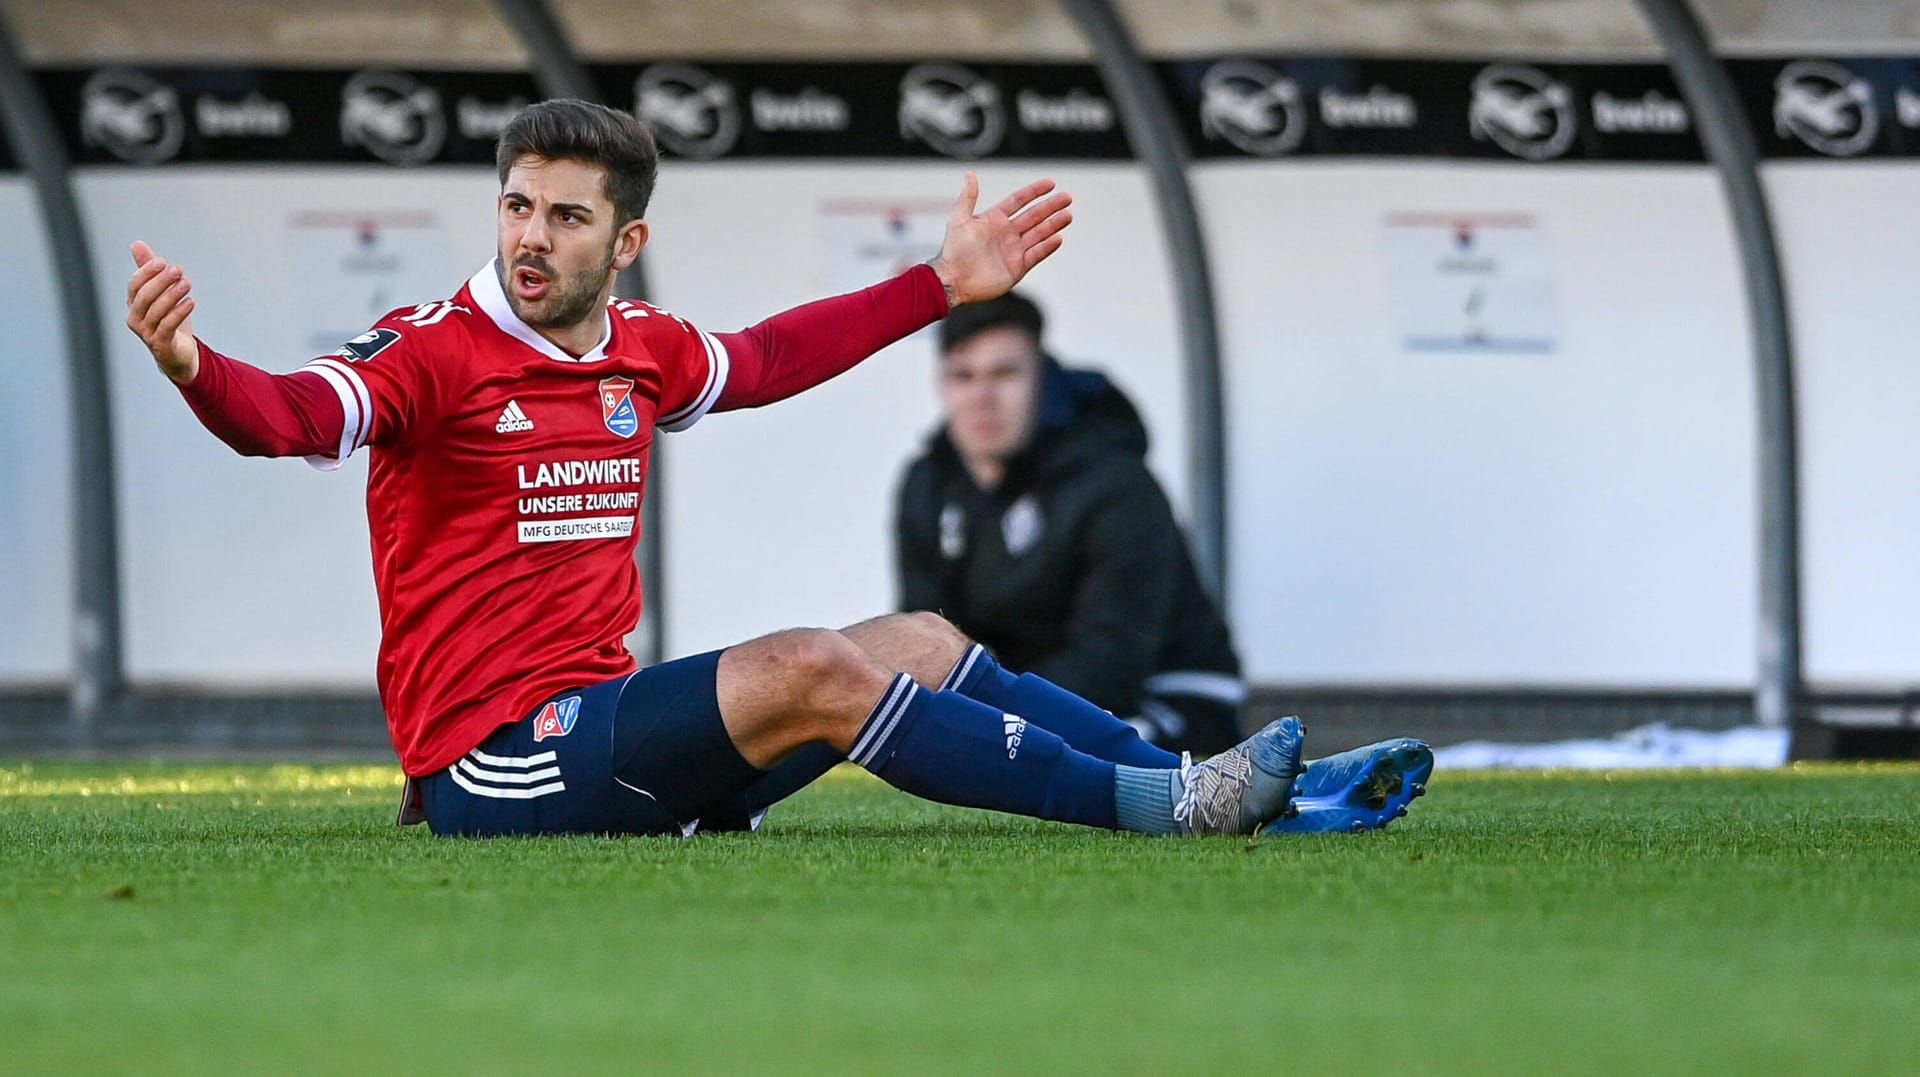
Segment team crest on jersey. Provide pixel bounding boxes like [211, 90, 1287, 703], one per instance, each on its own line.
[599, 376, 640, 438]
[334, 327, 402, 362]
[532, 696, 582, 742]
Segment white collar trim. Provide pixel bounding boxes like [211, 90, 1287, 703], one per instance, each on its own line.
[467, 259, 613, 364]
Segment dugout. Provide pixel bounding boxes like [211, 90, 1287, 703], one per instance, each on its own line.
[1, 0, 1916, 759]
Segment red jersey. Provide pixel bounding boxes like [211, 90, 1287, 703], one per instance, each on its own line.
[299, 263, 719, 772]
[179, 260, 947, 775]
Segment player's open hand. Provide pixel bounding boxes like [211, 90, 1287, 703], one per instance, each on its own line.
[928, 173, 1072, 306]
[126, 240, 201, 384]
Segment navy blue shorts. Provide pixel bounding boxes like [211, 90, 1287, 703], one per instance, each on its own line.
[415, 649, 766, 837]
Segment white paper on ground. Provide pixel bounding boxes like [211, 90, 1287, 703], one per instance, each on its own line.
[1433, 723, 1789, 769]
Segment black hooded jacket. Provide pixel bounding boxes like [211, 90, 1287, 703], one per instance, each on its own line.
[895, 358, 1239, 716]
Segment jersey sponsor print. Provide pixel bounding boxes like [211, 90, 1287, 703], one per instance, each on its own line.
[514, 456, 645, 543]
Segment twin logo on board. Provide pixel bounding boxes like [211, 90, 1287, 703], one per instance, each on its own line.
[1200, 60, 1312, 157]
[1773, 60, 1881, 157]
[80, 68, 186, 165]
[635, 60, 1112, 160]
[637, 63, 749, 160]
[1468, 66, 1579, 161]
[339, 71, 445, 165]
[898, 63, 1005, 159]
[638, 61, 867, 159]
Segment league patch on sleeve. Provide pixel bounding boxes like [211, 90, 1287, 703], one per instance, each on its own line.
[334, 327, 402, 362]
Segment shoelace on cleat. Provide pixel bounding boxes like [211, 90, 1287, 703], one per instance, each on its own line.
[1174, 749, 1255, 836]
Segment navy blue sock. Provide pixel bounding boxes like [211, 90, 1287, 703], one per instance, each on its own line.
[851, 673, 1120, 830]
[943, 644, 1181, 769]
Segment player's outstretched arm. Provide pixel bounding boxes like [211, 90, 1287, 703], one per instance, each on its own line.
[123, 239, 345, 460]
[126, 240, 201, 385]
[926, 172, 1073, 307]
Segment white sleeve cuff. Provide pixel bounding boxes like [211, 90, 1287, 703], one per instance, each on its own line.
[298, 359, 373, 470]
[656, 330, 731, 433]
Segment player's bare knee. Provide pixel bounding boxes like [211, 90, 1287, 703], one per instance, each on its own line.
[731, 629, 824, 690]
[903, 609, 965, 642]
[904, 610, 971, 661]
[775, 629, 890, 716]
[718, 629, 885, 755]
[781, 628, 860, 683]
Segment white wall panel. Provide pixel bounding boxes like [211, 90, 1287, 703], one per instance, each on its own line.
[0, 179, 75, 684]
[1766, 163, 1920, 687]
[1198, 161, 1756, 685]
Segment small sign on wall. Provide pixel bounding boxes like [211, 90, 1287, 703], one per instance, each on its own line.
[818, 199, 948, 295]
[288, 209, 453, 355]
[1382, 212, 1559, 354]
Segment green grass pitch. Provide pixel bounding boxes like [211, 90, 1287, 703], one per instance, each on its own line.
[3, 760, 1918, 1075]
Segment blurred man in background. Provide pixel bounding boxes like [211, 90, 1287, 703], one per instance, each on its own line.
[897, 293, 1244, 757]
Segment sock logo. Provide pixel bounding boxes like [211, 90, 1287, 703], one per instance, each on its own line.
[1004, 714, 1027, 759]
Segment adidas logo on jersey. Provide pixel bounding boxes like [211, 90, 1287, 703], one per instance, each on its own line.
[1004, 714, 1028, 759]
[495, 400, 535, 433]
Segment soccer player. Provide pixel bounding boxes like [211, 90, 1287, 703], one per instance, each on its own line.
[125, 99, 1427, 838]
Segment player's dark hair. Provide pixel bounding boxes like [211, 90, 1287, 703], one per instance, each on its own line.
[938, 290, 1045, 355]
[496, 99, 659, 223]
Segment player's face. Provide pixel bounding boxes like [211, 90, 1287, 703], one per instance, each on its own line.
[497, 155, 647, 333]
[939, 327, 1043, 467]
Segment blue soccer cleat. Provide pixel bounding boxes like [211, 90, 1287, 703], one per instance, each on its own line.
[1257, 737, 1433, 836]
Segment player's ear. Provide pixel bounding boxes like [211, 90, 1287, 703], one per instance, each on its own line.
[613, 218, 649, 270]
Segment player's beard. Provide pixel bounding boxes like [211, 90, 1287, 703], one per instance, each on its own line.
[505, 240, 616, 330]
